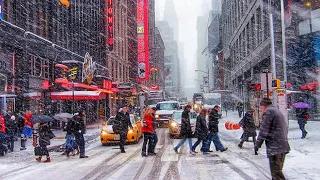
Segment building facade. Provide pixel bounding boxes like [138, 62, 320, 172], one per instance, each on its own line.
[0, 0, 110, 121]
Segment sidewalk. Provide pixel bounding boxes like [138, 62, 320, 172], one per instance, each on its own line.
[9, 122, 102, 154]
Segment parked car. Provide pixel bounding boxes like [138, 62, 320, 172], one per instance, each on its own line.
[154, 101, 182, 127]
[168, 110, 197, 138]
[100, 114, 142, 145]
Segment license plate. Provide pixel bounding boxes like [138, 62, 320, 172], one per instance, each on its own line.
[114, 136, 120, 140]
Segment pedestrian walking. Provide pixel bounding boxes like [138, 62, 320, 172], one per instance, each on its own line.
[203, 105, 228, 153]
[173, 105, 195, 155]
[65, 117, 79, 157]
[192, 109, 208, 153]
[148, 107, 158, 155]
[295, 107, 309, 139]
[238, 109, 257, 148]
[237, 102, 244, 118]
[20, 110, 33, 150]
[73, 110, 88, 158]
[254, 98, 290, 180]
[113, 104, 133, 153]
[5, 112, 16, 152]
[141, 108, 154, 157]
[35, 122, 54, 163]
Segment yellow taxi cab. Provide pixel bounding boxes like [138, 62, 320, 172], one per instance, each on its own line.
[100, 114, 142, 145]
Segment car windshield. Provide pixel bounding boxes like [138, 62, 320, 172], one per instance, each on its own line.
[147, 99, 163, 105]
[204, 98, 220, 105]
[156, 103, 179, 110]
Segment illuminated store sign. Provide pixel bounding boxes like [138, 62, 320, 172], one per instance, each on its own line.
[136, 0, 149, 82]
[107, 0, 113, 51]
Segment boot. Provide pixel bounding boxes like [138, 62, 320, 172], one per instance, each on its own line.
[20, 140, 26, 150]
[36, 156, 42, 162]
[238, 142, 243, 148]
[43, 157, 51, 163]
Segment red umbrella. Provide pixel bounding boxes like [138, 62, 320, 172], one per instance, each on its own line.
[300, 81, 319, 91]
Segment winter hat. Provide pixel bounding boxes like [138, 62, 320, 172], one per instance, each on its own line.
[260, 98, 272, 107]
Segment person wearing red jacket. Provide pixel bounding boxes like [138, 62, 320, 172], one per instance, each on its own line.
[20, 110, 33, 150]
[0, 114, 5, 134]
[141, 108, 155, 157]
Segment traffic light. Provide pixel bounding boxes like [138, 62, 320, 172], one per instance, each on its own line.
[58, 0, 70, 8]
[272, 78, 281, 89]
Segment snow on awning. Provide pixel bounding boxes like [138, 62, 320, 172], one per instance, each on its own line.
[0, 94, 17, 98]
[24, 92, 42, 99]
[50, 91, 106, 100]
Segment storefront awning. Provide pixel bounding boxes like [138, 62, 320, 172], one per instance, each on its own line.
[24, 92, 42, 99]
[50, 91, 106, 100]
[0, 94, 17, 98]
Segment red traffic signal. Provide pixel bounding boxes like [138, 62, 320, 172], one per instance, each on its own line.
[249, 84, 261, 90]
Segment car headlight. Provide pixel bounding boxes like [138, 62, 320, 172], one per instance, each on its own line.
[171, 121, 178, 127]
[194, 104, 198, 108]
[155, 114, 159, 119]
[128, 129, 133, 133]
[101, 130, 108, 135]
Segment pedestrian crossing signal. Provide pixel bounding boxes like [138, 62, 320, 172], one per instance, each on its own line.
[272, 78, 281, 89]
[58, 0, 70, 8]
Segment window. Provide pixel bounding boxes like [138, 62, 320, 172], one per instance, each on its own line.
[30, 55, 50, 79]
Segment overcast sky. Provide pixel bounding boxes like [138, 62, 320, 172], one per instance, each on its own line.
[156, 0, 211, 99]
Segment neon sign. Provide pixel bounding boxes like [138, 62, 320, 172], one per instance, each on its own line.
[136, 0, 149, 82]
[107, 0, 113, 51]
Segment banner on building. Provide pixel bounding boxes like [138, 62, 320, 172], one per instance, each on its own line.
[136, 0, 149, 82]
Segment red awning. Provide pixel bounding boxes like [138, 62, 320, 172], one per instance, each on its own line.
[50, 91, 106, 100]
[300, 81, 319, 91]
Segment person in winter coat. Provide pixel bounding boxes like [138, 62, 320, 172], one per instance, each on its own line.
[113, 104, 133, 153]
[20, 110, 33, 150]
[254, 98, 290, 180]
[5, 112, 16, 152]
[36, 123, 52, 162]
[141, 108, 155, 157]
[238, 109, 257, 148]
[203, 105, 228, 152]
[0, 114, 5, 134]
[237, 102, 244, 118]
[192, 109, 208, 153]
[65, 117, 79, 157]
[73, 110, 88, 158]
[148, 107, 158, 155]
[173, 105, 195, 155]
[296, 108, 308, 139]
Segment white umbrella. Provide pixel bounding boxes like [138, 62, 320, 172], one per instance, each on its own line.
[53, 113, 74, 122]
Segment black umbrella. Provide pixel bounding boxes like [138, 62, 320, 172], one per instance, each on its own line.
[30, 115, 54, 123]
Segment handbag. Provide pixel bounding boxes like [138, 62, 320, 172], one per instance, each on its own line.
[34, 146, 43, 156]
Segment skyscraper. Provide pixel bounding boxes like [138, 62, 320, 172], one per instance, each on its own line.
[163, 0, 179, 41]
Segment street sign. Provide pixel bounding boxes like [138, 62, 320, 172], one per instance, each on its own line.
[260, 73, 272, 91]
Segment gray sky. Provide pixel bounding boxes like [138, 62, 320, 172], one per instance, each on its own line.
[157, 0, 211, 99]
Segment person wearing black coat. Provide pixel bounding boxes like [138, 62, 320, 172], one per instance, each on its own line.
[192, 109, 208, 153]
[238, 109, 257, 148]
[113, 105, 133, 153]
[296, 108, 308, 139]
[173, 105, 195, 155]
[203, 105, 227, 152]
[5, 112, 16, 152]
[35, 123, 52, 162]
[73, 110, 88, 158]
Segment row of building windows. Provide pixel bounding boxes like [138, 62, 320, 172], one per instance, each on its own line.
[221, 1, 271, 70]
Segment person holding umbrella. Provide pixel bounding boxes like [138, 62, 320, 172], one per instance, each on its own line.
[35, 122, 53, 163]
[293, 98, 310, 139]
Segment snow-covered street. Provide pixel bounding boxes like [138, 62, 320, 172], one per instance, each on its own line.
[1, 111, 319, 180]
